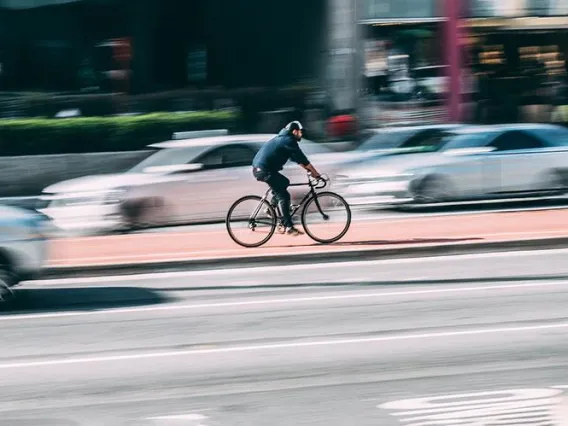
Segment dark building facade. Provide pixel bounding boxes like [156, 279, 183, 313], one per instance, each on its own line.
[0, 0, 328, 93]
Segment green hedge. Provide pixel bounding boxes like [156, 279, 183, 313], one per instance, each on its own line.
[0, 111, 239, 156]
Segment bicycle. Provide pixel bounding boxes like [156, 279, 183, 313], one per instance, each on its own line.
[226, 173, 351, 248]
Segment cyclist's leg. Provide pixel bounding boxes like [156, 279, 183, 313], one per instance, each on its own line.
[253, 168, 278, 208]
[266, 172, 293, 229]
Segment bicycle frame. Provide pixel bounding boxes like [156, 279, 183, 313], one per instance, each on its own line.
[258, 176, 330, 221]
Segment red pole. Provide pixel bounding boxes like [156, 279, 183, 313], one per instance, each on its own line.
[445, 0, 461, 122]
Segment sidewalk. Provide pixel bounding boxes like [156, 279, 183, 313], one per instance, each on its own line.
[47, 209, 568, 270]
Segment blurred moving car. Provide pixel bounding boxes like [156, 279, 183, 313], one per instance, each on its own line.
[412, 65, 448, 100]
[336, 124, 568, 207]
[40, 133, 345, 235]
[0, 206, 49, 299]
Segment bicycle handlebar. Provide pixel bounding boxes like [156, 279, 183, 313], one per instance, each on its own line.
[307, 172, 329, 189]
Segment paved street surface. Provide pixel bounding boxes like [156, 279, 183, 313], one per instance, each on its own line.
[2, 249, 568, 425]
[49, 208, 568, 268]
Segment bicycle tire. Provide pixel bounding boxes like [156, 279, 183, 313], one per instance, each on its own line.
[226, 195, 277, 248]
[301, 191, 351, 244]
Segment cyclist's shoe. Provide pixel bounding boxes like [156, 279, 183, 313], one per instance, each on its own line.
[285, 226, 304, 236]
[277, 223, 286, 234]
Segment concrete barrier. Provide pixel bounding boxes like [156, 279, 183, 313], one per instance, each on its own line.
[0, 150, 152, 197]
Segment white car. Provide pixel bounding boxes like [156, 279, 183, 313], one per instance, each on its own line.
[40, 133, 346, 235]
[336, 124, 568, 207]
[0, 205, 49, 299]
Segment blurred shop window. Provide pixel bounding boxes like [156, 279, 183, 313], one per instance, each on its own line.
[34, 40, 75, 91]
[78, 56, 98, 92]
[187, 46, 207, 86]
[364, 40, 388, 95]
[93, 38, 132, 93]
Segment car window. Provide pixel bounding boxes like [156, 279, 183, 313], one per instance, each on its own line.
[400, 130, 447, 149]
[198, 145, 256, 169]
[489, 131, 544, 151]
[530, 127, 568, 146]
[356, 130, 417, 151]
[438, 132, 492, 151]
[414, 67, 445, 79]
[128, 147, 204, 173]
[220, 145, 256, 167]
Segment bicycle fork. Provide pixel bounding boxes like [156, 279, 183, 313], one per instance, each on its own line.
[311, 192, 330, 221]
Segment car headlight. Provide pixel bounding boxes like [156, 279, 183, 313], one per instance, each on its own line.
[103, 189, 126, 205]
[43, 189, 125, 208]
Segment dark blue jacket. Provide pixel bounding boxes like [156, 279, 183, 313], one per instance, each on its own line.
[252, 129, 310, 172]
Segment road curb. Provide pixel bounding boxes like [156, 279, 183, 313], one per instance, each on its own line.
[42, 236, 568, 279]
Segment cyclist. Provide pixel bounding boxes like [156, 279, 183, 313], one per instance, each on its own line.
[252, 121, 322, 236]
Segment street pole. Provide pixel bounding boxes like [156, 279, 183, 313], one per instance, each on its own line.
[328, 0, 358, 114]
[446, 0, 461, 122]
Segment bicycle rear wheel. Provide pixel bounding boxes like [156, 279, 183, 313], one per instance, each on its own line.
[226, 195, 277, 248]
[301, 191, 351, 244]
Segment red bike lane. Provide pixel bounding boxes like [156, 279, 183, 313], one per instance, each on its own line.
[47, 209, 568, 268]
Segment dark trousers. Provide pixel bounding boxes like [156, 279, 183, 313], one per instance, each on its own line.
[253, 168, 292, 228]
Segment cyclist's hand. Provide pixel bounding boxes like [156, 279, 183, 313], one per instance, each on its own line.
[309, 171, 322, 179]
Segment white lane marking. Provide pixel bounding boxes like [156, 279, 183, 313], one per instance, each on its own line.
[145, 413, 208, 425]
[0, 321, 567, 370]
[29, 247, 568, 286]
[379, 388, 565, 425]
[4, 280, 568, 322]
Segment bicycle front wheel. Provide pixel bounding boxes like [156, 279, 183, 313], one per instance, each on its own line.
[301, 191, 351, 244]
[226, 195, 277, 248]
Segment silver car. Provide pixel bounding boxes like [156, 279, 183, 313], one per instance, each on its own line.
[0, 205, 49, 299]
[336, 124, 568, 207]
[40, 133, 345, 235]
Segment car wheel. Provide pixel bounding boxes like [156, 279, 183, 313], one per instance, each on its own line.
[121, 198, 164, 232]
[0, 266, 15, 302]
[414, 175, 453, 204]
[545, 170, 568, 195]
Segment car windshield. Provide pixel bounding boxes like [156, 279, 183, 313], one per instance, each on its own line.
[128, 147, 204, 173]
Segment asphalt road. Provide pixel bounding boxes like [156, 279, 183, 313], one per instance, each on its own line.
[2, 249, 568, 425]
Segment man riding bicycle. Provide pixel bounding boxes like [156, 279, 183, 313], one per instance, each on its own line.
[252, 121, 322, 236]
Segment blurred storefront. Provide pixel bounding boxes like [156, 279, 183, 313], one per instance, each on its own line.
[358, 0, 451, 127]
[359, 0, 568, 126]
[466, 0, 568, 123]
[360, 0, 446, 98]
